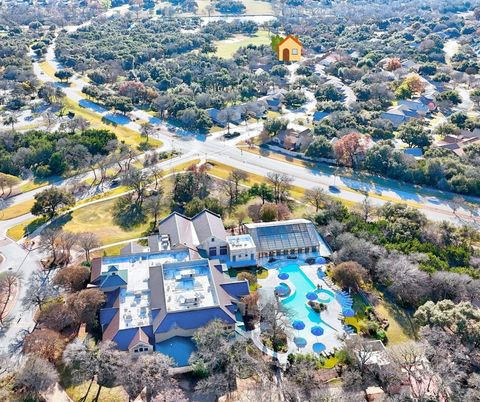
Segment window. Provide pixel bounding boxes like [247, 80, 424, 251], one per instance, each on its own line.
[292, 49, 298, 55]
[209, 247, 217, 257]
[220, 245, 228, 255]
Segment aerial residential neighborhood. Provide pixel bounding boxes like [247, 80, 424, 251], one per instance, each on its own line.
[0, 0, 480, 401]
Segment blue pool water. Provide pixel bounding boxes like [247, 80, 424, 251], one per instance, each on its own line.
[278, 263, 339, 337]
[155, 336, 197, 367]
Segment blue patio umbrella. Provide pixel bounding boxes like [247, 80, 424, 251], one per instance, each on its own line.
[292, 320, 306, 331]
[343, 308, 355, 317]
[306, 292, 318, 301]
[313, 342, 326, 354]
[317, 257, 327, 264]
[278, 272, 289, 280]
[311, 326, 324, 337]
[294, 337, 307, 348]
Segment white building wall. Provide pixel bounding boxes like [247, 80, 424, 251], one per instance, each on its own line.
[229, 245, 256, 262]
[199, 237, 228, 258]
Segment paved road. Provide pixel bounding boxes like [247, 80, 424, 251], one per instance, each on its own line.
[1, 3, 480, 360]
[0, 215, 42, 357]
[10, 22, 480, 227]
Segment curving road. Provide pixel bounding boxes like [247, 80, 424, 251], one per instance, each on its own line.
[1, 4, 480, 358]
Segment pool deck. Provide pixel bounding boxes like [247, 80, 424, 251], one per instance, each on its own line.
[257, 257, 346, 356]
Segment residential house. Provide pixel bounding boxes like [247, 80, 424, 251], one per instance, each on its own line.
[207, 107, 242, 127]
[277, 35, 302, 62]
[208, 102, 266, 127]
[263, 94, 283, 111]
[381, 99, 431, 127]
[434, 129, 480, 157]
[272, 128, 313, 151]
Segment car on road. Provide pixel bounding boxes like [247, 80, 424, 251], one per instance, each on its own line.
[224, 131, 241, 139]
[110, 178, 120, 187]
[328, 185, 340, 193]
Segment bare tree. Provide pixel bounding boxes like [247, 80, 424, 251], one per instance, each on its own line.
[122, 167, 150, 207]
[148, 165, 163, 192]
[22, 270, 58, 312]
[53, 265, 90, 292]
[260, 296, 292, 351]
[122, 353, 174, 402]
[266, 172, 293, 204]
[14, 356, 58, 399]
[140, 122, 155, 144]
[63, 340, 126, 402]
[57, 231, 79, 266]
[39, 227, 62, 264]
[229, 169, 248, 203]
[144, 193, 164, 228]
[360, 192, 374, 222]
[0, 272, 20, 325]
[303, 186, 326, 212]
[192, 320, 266, 399]
[77, 232, 100, 263]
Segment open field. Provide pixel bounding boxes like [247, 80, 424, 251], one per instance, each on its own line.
[215, 30, 271, 59]
[59, 198, 149, 245]
[0, 199, 34, 221]
[63, 98, 162, 149]
[193, 0, 273, 16]
[376, 300, 416, 345]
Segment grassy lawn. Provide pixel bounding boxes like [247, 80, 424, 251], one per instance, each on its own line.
[193, 0, 272, 16]
[214, 30, 271, 59]
[7, 217, 45, 241]
[375, 300, 416, 345]
[59, 198, 149, 245]
[94, 243, 128, 258]
[242, 0, 273, 14]
[0, 199, 34, 220]
[18, 179, 48, 194]
[266, 111, 281, 118]
[209, 125, 225, 133]
[38, 60, 56, 78]
[65, 383, 127, 402]
[63, 98, 162, 149]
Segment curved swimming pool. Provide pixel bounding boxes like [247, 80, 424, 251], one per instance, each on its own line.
[279, 264, 332, 324]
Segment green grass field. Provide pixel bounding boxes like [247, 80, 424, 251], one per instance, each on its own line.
[0, 199, 34, 221]
[214, 30, 271, 59]
[60, 198, 149, 245]
[192, 0, 273, 16]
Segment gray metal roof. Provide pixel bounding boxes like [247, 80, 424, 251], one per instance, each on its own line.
[192, 210, 226, 243]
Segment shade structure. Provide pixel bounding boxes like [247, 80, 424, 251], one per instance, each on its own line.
[313, 342, 326, 353]
[294, 337, 307, 348]
[278, 272, 289, 280]
[306, 292, 318, 301]
[311, 326, 324, 336]
[343, 308, 355, 317]
[292, 320, 306, 331]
